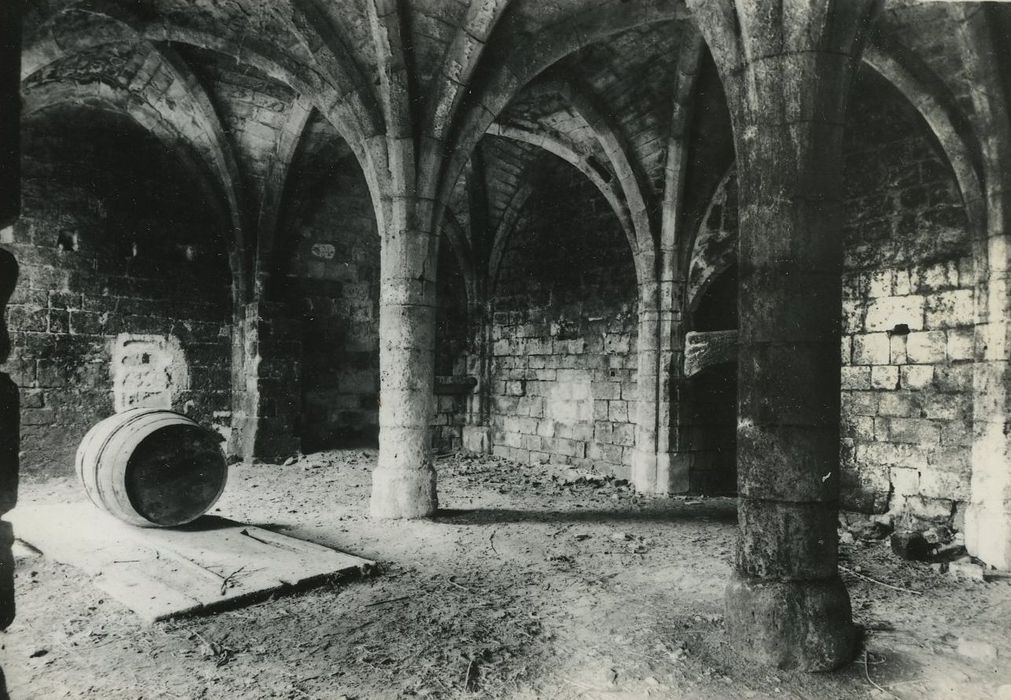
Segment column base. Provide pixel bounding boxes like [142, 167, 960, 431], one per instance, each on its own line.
[462, 425, 491, 454]
[631, 449, 658, 493]
[725, 572, 857, 671]
[965, 504, 1011, 570]
[369, 465, 438, 519]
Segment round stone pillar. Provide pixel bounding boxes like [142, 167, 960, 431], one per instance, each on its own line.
[687, 0, 882, 671]
[370, 197, 439, 518]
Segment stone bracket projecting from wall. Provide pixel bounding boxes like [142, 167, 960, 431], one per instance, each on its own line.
[683, 330, 737, 378]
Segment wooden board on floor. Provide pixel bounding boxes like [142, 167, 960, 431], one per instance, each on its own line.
[8, 502, 375, 623]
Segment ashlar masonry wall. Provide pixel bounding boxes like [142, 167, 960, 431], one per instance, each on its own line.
[7, 108, 233, 477]
[839, 70, 974, 526]
[489, 158, 639, 478]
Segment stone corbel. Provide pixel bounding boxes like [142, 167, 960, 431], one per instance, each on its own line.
[683, 329, 738, 377]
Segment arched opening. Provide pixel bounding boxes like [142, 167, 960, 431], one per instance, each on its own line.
[839, 66, 975, 527]
[273, 113, 381, 453]
[489, 151, 638, 477]
[11, 105, 233, 476]
[685, 264, 738, 495]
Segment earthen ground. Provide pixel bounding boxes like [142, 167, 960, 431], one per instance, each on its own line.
[4, 451, 1010, 699]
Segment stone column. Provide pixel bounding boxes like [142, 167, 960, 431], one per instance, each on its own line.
[462, 297, 492, 454]
[230, 301, 302, 463]
[957, 6, 1011, 571]
[370, 196, 439, 518]
[632, 276, 662, 492]
[664, 278, 690, 494]
[687, 0, 880, 670]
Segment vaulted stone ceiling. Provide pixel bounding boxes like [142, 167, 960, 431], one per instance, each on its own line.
[17, 0, 1004, 296]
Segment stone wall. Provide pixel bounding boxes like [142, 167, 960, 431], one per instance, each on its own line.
[432, 239, 471, 452]
[839, 69, 974, 526]
[274, 115, 380, 451]
[488, 157, 638, 477]
[8, 108, 233, 477]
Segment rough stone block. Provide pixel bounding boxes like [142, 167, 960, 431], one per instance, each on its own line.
[912, 262, 959, 293]
[857, 441, 926, 470]
[900, 365, 933, 390]
[870, 365, 899, 390]
[852, 333, 890, 365]
[867, 269, 893, 298]
[840, 414, 873, 438]
[588, 441, 624, 464]
[877, 392, 920, 417]
[841, 299, 863, 333]
[886, 417, 940, 445]
[889, 333, 908, 364]
[840, 366, 870, 390]
[610, 423, 635, 447]
[925, 289, 974, 329]
[918, 468, 969, 501]
[946, 329, 974, 361]
[894, 270, 911, 296]
[906, 331, 946, 364]
[608, 400, 628, 422]
[841, 390, 877, 416]
[921, 395, 967, 421]
[889, 466, 919, 497]
[864, 295, 924, 332]
[934, 365, 972, 393]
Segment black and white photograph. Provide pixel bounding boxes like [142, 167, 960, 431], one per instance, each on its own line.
[1, 0, 1010, 697]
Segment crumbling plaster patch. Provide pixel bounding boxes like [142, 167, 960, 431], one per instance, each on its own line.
[111, 334, 190, 414]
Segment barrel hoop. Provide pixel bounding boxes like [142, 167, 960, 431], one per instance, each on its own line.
[91, 409, 164, 521]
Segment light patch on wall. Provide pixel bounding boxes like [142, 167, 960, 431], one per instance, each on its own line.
[111, 334, 190, 413]
[0, 226, 12, 244]
[545, 370, 593, 425]
[311, 243, 336, 260]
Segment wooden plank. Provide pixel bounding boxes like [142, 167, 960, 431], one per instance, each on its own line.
[9, 502, 374, 623]
[231, 526, 375, 585]
[94, 566, 205, 624]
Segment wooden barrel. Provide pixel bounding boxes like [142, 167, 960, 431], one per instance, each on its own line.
[75, 408, 227, 527]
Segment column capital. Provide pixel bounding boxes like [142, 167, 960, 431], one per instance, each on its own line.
[687, 0, 882, 132]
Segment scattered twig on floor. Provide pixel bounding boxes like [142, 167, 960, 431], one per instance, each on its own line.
[448, 577, 471, 593]
[863, 650, 901, 699]
[364, 595, 410, 608]
[464, 658, 478, 691]
[111, 559, 141, 564]
[240, 529, 272, 546]
[220, 566, 246, 596]
[489, 529, 498, 555]
[839, 565, 923, 595]
[344, 618, 381, 636]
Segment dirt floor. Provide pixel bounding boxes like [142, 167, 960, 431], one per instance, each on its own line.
[3, 450, 1011, 699]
